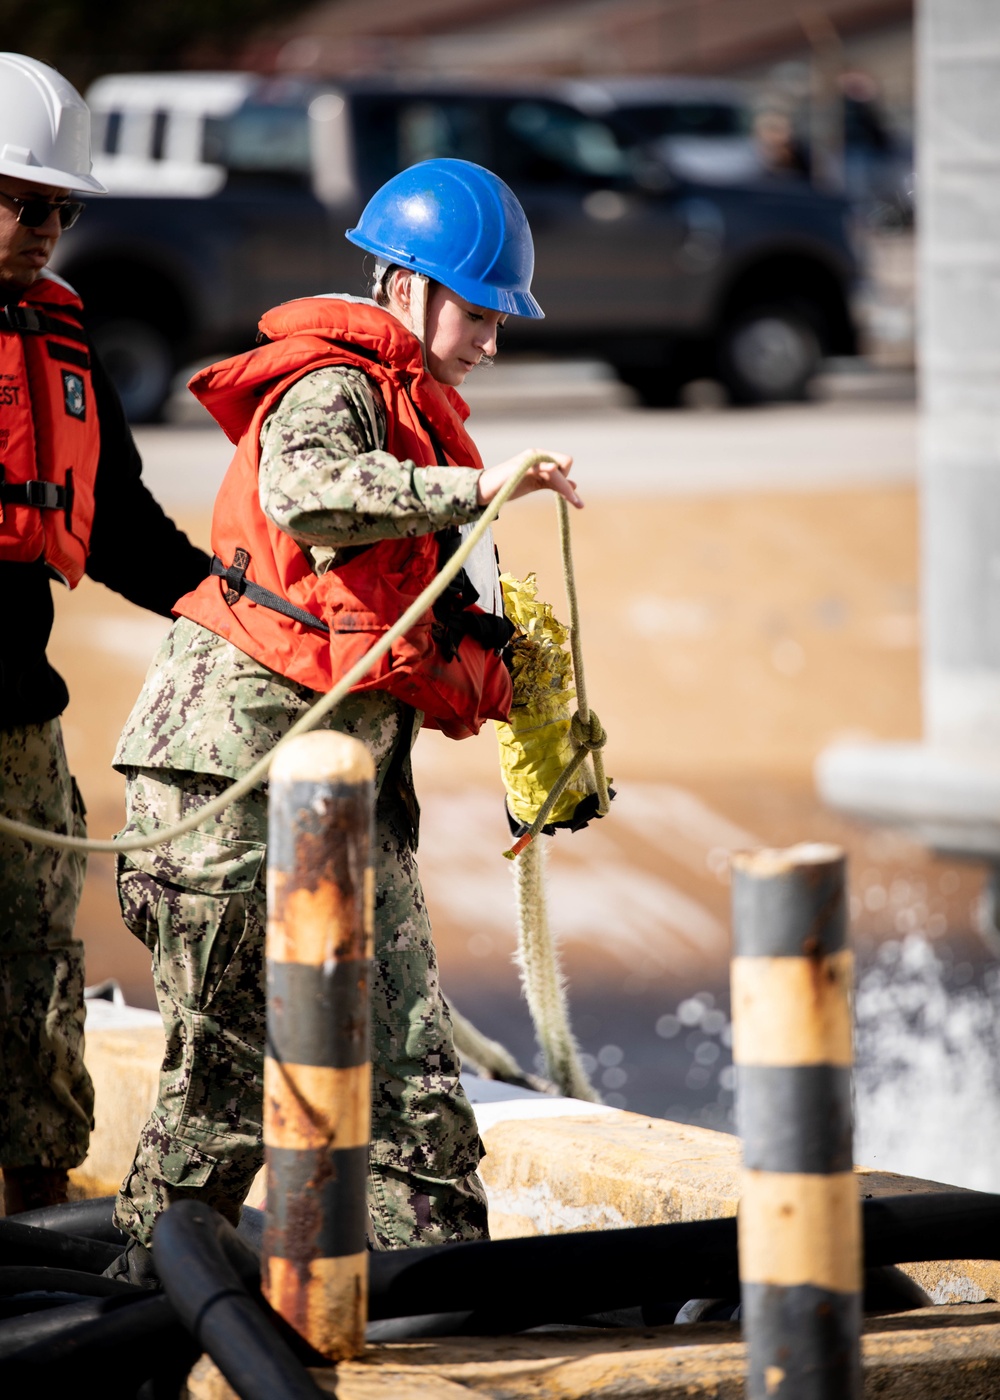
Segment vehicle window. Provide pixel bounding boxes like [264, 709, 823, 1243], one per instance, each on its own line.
[101, 110, 122, 156]
[352, 97, 492, 196]
[203, 103, 312, 180]
[150, 111, 168, 162]
[610, 102, 750, 148]
[494, 100, 632, 188]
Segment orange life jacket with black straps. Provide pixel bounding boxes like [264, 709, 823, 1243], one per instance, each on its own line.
[173, 296, 514, 740]
[0, 272, 99, 587]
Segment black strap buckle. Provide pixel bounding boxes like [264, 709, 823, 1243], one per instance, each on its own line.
[23, 480, 64, 510]
[213, 547, 250, 604]
[0, 467, 67, 511]
[0, 305, 44, 334]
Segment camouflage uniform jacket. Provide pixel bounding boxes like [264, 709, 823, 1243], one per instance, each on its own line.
[115, 363, 484, 777]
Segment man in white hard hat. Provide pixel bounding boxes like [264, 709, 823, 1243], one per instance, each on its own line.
[0, 54, 209, 1215]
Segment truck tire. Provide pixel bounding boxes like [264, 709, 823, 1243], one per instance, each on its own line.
[89, 317, 176, 423]
[611, 363, 685, 409]
[716, 304, 822, 405]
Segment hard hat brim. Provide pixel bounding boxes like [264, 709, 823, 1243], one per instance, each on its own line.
[346, 227, 545, 320]
[439, 267, 545, 320]
[0, 155, 106, 194]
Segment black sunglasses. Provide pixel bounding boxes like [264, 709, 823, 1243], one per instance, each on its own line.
[0, 189, 85, 230]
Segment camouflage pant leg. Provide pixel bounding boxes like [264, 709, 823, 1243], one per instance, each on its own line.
[0, 720, 93, 1169]
[113, 696, 487, 1250]
[367, 782, 489, 1249]
[112, 768, 270, 1247]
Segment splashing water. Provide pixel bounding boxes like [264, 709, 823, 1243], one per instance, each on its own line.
[854, 934, 1000, 1191]
[639, 932, 1000, 1184]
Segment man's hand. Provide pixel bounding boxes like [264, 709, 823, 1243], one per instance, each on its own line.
[476, 450, 582, 509]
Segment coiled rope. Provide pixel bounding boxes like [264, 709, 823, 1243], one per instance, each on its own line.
[503, 496, 611, 859]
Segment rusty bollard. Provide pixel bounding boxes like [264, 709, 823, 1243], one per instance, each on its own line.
[263, 731, 374, 1361]
[731, 843, 861, 1400]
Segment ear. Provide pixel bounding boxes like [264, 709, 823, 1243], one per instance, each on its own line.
[389, 269, 413, 313]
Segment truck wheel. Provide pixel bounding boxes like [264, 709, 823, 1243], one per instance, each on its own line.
[716, 305, 822, 404]
[90, 318, 175, 423]
[612, 364, 685, 408]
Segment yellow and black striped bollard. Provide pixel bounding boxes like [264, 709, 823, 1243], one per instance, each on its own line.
[262, 731, 375, 1361]
[731, 843, 860, 1400]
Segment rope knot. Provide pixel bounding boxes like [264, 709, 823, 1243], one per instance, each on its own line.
[570, 710, 606, 752]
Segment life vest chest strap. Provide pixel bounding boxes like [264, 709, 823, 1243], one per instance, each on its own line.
[0, 472, 70, 512]
[211, 551, 332, 635]
[0, 304, 88, 345]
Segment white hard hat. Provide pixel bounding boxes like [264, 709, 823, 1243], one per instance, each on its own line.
[0, 53, 106, 193]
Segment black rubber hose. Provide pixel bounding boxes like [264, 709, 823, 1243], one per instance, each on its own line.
[0, 1292, 96, 1321]
[0, 1294, 196, 1400]
[8, 1196, 127, 1245]
[153, 1200, 327, 1400]
[10, 1195, 266, 1254]
[369, 1214, 741, 1326]
[0, 1216, 121, 1272]
[368, 1190, 1000, 1327]
[0, 1291, 172, 1358]
[863, 1265, 932, 1312]
[2, 1187, 986, 1388]
[862, 1190, 1000, 1267]
[0, 1266, 142, 1299]
[0, 1202, 265, 1393]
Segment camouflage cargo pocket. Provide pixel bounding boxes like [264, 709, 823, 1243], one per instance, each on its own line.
[116, 824, 266, 895]
[115, 825, 267, 1010]
[115, 826, 266, 955]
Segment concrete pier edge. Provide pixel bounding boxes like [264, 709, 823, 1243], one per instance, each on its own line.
[67, 1011, 1000, 1400]
[185, 1304, 1000, 1399]
[816, 741, 1000, 859]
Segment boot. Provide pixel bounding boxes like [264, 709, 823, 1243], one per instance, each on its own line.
[102, 1236, 161, 1291]
[2, 1165, 69, 1215]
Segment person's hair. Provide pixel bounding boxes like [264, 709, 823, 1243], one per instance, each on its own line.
[371, 261, 399, 307]
[373, 263, 440, 308]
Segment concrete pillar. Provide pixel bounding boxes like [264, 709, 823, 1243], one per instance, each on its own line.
[817, 0, 1000, 859]
[920, 0, 1000, 748]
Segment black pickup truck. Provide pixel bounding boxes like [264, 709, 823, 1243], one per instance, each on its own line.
[55, 74, 860, 420]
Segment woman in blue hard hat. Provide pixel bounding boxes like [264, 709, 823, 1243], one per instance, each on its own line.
[104, 159, 581, 1284]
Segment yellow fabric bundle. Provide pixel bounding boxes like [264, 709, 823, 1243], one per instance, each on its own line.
[494, 572, 596, 831]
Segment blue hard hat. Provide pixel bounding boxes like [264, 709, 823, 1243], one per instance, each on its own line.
[346, 158, 544, 319]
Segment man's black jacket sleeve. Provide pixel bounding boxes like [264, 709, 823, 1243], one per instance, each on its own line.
[84, 347, 210, 614]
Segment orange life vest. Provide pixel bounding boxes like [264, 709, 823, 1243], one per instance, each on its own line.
[0, 272, 100, 587]
[174, 297, 513, 740]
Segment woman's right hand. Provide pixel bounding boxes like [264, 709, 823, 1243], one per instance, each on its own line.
[477, 449, 583, 509]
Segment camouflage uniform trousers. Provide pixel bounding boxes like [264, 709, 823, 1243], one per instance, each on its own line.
[0, 720, 94, 1169]
[112, 699, 488, 1251]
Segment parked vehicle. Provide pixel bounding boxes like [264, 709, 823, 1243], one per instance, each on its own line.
[86, 71, 257, 197]
[58, 73, 859, 420]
